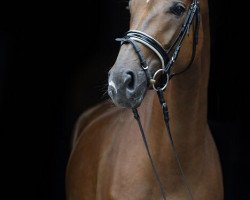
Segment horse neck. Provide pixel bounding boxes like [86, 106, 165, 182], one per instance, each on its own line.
[140, 51, 210, 150]
[167, 56, 210, 139]
[140, 1, 210, 147]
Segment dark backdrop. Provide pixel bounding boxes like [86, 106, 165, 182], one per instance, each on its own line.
[0, 0, 249, 199]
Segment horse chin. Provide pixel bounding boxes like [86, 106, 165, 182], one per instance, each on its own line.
[113, 96, 143, 109]
[110, 83, 147, 109]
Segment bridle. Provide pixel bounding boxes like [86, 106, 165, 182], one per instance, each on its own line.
[116, 0, 200, 91]
[115, 0, 200, 199]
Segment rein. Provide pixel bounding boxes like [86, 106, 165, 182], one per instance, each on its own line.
[132, 89, 193, 200]
[116, 0, 200, 199]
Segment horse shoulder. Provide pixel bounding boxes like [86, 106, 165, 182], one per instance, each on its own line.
[70, 101, 115, 149]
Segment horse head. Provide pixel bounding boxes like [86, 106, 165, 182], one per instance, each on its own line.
[108, 0, 202, 108]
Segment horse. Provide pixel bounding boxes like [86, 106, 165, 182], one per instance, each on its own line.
[66, 0, 223, 199]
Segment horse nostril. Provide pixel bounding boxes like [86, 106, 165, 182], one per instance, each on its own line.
[124, 71, 135, 91]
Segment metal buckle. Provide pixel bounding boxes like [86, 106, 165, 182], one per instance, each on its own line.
[142, 65, 149, 70]
[151, 69, 169, 91]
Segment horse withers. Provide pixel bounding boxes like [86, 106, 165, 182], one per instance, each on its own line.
[66, 0, 223, 199]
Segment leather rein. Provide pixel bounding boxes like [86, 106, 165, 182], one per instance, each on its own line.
[116, 1, 200, 199]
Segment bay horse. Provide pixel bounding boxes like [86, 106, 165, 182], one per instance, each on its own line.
[66, 0, 223, 199]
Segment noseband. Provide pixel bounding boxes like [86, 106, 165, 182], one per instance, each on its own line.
[114, 1, 200, 200]
[116, 0, 200, 91]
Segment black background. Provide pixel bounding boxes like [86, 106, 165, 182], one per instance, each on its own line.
[0, 0, 249, 199]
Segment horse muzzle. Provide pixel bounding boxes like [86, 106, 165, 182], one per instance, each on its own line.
[108, 67, 147, 108]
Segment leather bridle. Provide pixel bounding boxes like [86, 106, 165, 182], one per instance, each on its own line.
[115, 0, 200, 199]
[116, 0, 200, 91]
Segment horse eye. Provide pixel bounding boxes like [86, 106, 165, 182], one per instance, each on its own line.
[170, 4, 186, 16]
